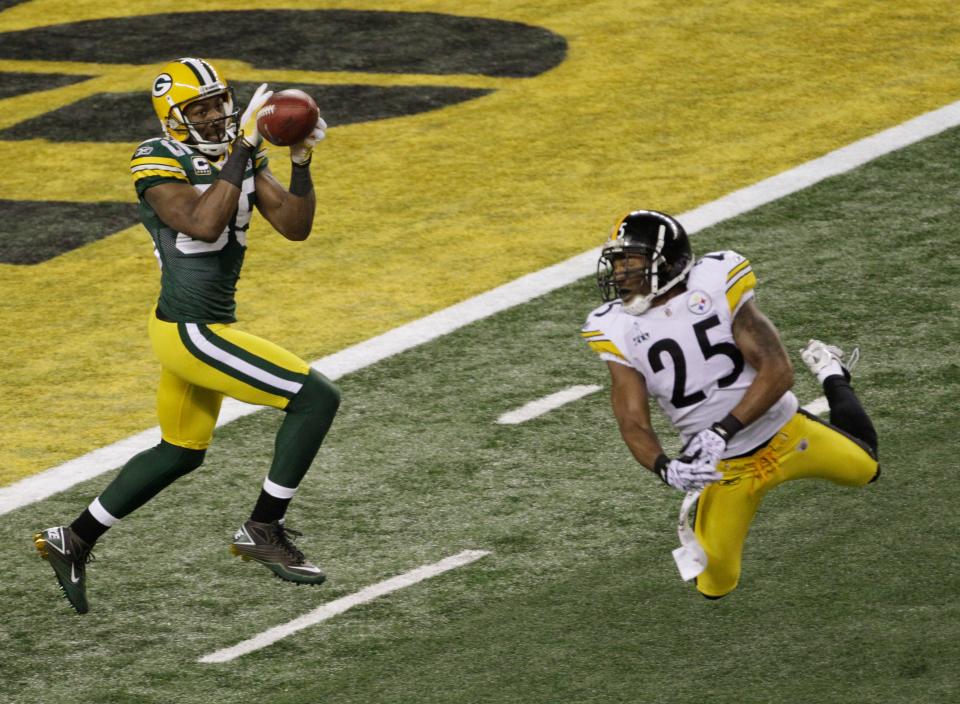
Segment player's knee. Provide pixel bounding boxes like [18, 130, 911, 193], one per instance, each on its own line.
[287, 368, 341, 417]
[827, 448, 880, 488]
[158, 440, 206, 478]
[179, 447, 206, 473]
[853, 456, 881, 487]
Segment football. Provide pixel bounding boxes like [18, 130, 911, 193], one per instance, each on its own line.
[256, 89, 320, 146]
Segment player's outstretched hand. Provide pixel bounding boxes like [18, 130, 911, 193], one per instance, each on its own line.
[682, 427, 728, 467]
[291, 116, 327, 166]
[239, 83, 273, 149]
[658, 457, 723, 492]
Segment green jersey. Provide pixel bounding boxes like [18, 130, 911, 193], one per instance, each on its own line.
[130, 138, 269, 323]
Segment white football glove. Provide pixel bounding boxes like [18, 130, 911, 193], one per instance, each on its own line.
[238, 83, 273, 149]
[290, 115, 327, 165]
[658, 458, 723, 492]
[681, 427, 728, 467]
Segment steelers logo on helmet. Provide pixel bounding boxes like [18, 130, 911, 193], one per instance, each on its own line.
[597, 210, 693, 316]
[150, 57, 238, 158]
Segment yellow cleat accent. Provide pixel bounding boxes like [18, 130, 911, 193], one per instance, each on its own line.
[229, 544, 251, 561]
[33, 534, 49, 558]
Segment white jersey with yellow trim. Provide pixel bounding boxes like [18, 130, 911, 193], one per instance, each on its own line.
[581, 250, 798, 457]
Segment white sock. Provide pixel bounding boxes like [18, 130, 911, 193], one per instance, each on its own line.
[816, 360, 844, 384]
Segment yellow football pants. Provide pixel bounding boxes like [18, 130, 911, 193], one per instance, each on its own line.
[148, 309, 311, 450]
[694, 411, 879, 598]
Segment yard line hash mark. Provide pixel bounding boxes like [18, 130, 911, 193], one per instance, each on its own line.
[497, 385, 603, 425]
[4, 98, 960, 516]
[198, 549, 490, 663]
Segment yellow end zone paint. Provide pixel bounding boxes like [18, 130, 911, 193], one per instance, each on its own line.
[5, 97, 960, 512]
[2, 0, 960, 484]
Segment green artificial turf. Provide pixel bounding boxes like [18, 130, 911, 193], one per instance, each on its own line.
[1, 122, 958, 704]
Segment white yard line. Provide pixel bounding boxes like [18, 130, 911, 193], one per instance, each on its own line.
[198, 549, 490, 664]
[497, 384, 603, 424]
[4, 99, 960, 517]
[802, 396, 830, 416]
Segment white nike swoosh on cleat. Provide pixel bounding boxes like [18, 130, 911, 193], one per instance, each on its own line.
[289, 565, 323, 574]
[70, 563, 81, 584]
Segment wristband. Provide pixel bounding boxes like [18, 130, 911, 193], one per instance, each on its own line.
[217, 141, 255, 188]
[289, 161, 313, 197]
[653, 453, 671, 482]
[710, 413, 744, 442]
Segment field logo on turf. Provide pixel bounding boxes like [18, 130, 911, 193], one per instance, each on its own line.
[0, 9, 567, 264]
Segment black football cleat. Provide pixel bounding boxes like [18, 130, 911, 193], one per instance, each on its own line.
[230, 519, 326, 585]
[34, 526, 94, 614]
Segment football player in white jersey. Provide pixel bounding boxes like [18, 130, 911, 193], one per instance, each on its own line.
[582, 210, 880, 598]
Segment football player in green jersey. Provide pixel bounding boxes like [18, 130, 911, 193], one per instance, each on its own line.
[34, 58, 338, 614]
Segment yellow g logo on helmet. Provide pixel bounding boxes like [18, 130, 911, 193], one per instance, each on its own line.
[150, 58, 237, 157]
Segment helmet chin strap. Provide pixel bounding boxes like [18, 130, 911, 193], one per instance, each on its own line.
[622, 293, 654, 316]
[165, 98, 236, 158]
[621, 256, 692, 316]
[195, 142, 229, 157]
[622, 246, 664, 315]
[186, 121, 233, 157]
